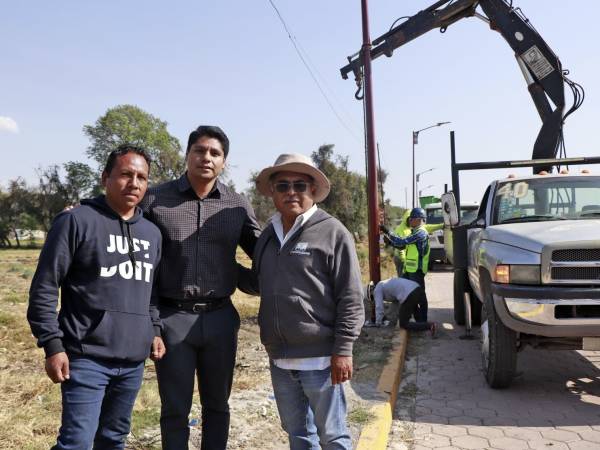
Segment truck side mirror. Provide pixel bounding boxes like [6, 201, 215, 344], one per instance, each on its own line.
[441, 192, 459, 227]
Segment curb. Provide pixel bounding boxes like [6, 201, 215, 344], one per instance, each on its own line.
[355, 328, 409, 450]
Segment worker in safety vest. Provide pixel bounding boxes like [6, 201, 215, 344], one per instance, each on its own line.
[381, 207, 431, 321]
[391, 209, 444, 277]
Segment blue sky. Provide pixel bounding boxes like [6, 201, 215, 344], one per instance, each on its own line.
[2, 1, 599, 206]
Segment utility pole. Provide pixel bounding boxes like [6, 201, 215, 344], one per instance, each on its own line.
[360, 0, 381, 299]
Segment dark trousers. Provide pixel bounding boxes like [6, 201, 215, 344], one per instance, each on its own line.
[403, 270, 428, 322]
[53, 356, 144, 450]
[399, 288, 431, 331]
[156, 301, 240, 450]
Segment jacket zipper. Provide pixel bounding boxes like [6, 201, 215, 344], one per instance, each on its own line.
[273, 236, 287, 356]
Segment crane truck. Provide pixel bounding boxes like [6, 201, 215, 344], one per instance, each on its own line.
[341, 0, 599, 388]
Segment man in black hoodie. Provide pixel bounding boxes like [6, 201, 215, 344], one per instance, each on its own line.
[28, 145, 165, 450]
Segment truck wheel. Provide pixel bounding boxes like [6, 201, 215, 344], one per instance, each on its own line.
[453, 269, 466, 325]
[454, 269, 481, 326]
[480, 293, 517, 388]
[470, 295, 482, 326]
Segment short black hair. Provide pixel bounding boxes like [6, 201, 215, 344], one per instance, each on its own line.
[186, 125, 229, 158]
[103, 144, 152, 176]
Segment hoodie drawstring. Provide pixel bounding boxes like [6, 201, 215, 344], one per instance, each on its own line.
[119, 219, 137, 268]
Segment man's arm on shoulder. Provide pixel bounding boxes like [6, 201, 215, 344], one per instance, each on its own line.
[27, 212, 78, 366]
[239, 195, 262, 259]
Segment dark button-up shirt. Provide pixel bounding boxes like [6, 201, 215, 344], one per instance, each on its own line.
[140, 174, 261, 301]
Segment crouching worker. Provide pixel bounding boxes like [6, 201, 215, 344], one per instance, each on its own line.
[368, 278, 436, 335]
[253, 153, 365, 450]
[27, 145, 165, 450]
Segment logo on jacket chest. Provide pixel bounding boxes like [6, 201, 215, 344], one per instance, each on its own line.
[99, 234, 154, 282]
[290, 242, 311, 256]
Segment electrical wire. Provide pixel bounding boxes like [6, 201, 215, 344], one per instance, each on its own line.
[267, 0, 362, 143]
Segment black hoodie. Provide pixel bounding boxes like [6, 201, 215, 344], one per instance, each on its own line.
[27, 196, 162, 362]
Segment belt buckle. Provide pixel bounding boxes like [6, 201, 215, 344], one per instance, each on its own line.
[192, 303, 208, 313]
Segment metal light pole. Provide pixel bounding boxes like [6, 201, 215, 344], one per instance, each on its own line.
[412, 122, 450, 207]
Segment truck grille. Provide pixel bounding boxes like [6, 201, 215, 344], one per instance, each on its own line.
[552, 249, 600, 262]
[544, 247, 600, 284]
[551, 267, 600, 280]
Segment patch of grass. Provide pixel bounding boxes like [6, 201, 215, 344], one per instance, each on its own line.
[20, 268, 35, 280]
[131, 407, 161, 433]
[0, 311, 18, 327]
[2, 292, 27, 304]
[348, 405, 376, 425]
[399, 381, 419, 398]
[7, 264, 23, 273]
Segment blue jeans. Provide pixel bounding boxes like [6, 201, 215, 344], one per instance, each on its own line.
[269, 363, 351, 450]
[53, 355, 145, 450]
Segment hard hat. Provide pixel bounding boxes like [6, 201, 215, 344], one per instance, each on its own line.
[409, 207, 426, 220]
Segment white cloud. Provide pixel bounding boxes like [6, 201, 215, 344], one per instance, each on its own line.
[0, 116, 19, 133]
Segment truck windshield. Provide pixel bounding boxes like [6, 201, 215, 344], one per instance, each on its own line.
[493, 176, 600, 224]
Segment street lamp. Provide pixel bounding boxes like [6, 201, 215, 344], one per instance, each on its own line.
[412, 121, 450, 207]
[415, 168, 435, 206]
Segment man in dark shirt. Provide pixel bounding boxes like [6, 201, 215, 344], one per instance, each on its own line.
[141, 126, 261, 450]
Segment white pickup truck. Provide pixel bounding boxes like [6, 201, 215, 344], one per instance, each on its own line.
[444, 171, 600, 388]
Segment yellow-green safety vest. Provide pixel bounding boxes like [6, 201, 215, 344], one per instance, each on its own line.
[404, 224, 430, 274]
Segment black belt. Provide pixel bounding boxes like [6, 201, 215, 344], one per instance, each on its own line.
[160, 297, 231, 313]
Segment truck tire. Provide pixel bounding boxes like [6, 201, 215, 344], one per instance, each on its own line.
[453, 269, 481, 326]
[453, 269, 466, 325]
[480, 291, 517, 388]
[470, 294, 482, 326]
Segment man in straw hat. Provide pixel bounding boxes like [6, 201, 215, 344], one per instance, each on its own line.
[252, 153, 364, 449]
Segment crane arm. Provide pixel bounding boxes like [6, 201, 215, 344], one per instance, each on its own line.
[341, 0, 578, 171]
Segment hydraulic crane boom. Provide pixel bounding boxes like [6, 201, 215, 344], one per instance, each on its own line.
[341, 0, 583, 172]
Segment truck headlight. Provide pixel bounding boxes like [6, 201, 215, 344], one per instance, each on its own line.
[494, 264, 541, 285]
[510, 265, 541, 285]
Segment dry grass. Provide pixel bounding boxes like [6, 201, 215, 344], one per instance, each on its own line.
[0, 241, 395, 449]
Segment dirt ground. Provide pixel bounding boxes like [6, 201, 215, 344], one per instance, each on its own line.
[0, 247, 397, 449]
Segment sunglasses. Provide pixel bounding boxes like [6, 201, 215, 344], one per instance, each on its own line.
[273, 181, 311, 193]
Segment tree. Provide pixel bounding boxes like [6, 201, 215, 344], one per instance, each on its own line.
[312, 145, 368, 238]
[83, 104, 185, 184]
[30, 163, 100, 233]
[0, 179, 37, 247]
[245, 171, 276, 227]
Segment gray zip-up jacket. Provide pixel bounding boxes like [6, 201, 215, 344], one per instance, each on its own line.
[252, 209, 364, 359]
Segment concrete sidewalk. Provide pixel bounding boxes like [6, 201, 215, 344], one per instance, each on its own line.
[388, 269, 600, 450]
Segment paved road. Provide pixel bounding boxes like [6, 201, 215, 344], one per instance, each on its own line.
[388, 268, 600, 450]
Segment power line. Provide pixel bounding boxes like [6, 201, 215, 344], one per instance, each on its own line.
[266, 0, 362, 143]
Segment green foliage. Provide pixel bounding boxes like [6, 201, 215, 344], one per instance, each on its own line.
[83, 104, 185, 184]
[347, 406, 376, 425]
[312, 144, 368, 238]
[245, 171, 276, 227]
[384, 202, 407, 228]
[0, 179, 38, 247]
[30, 162, 102, 233]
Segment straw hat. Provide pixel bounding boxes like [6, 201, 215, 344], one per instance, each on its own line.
[255, 153, 331, 203]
